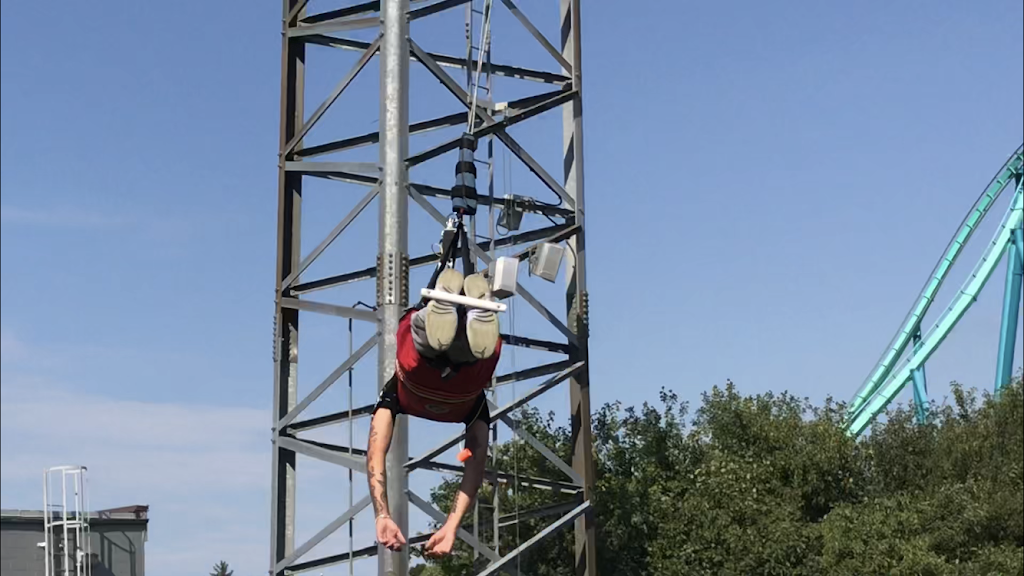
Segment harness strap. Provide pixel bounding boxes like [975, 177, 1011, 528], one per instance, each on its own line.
[417, 217, 464, 311]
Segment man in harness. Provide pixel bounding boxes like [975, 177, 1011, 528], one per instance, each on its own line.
[367, 266, 501, 558]
[366, 131, 504, 558]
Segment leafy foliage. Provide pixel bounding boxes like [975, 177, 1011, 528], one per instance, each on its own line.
[414, 377, 1023, 575]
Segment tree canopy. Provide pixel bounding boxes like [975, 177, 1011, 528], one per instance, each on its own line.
[412, 376, 1024, 575]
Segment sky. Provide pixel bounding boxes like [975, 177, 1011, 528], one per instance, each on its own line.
[2, 0, 1022, 574]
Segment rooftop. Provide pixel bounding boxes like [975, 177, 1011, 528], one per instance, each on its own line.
[1, 505, 149, 523]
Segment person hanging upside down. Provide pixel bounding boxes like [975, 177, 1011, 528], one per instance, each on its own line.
[367, 267, 502, 558]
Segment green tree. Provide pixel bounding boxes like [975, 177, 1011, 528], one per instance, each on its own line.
[414, 378, 1023, 575]
[409, 564, 444, 576]
[209, 561, 233, 576]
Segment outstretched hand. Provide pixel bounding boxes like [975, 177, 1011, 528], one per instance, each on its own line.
[376, 516, 406, 551]
[423, 524, 457, 558]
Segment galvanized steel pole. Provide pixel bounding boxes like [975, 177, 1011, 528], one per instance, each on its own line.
[378, 0, 410, 572]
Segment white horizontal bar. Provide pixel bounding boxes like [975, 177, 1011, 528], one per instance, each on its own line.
[420, 288, 507, 312]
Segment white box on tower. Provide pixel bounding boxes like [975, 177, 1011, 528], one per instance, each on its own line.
[491, 257, 519, 299]
[529, 243, 564, 283]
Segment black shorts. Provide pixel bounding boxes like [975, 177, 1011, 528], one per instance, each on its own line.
[372, 376, 491, 428]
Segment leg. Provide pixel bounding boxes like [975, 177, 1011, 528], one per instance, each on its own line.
[413, 267, 464, 356]
[444, 308, 476, 365]
[428, 271, 500, 365]
[410, 308, 441, 358]
[462, 273, 501, 361]
[424, 396, 491, 558]
[368, 379, 407, 551]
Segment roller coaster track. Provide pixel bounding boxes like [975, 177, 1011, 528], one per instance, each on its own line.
[846, 144, 1024, 436]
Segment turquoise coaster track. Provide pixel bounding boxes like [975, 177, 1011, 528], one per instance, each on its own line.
[846, 144, 1024, 436]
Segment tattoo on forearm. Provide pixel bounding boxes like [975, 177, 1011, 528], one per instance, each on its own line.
[367, 462, 389, 517]
[367, 424, 389, 517]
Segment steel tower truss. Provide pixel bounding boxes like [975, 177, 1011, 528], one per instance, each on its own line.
[271, 0, 597, 574]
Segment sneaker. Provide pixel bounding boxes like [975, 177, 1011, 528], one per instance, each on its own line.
[424, 267, 464, 352]
[463, 273, 499, 359]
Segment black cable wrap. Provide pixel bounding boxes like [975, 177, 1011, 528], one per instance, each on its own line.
[451, 132, 478, 216]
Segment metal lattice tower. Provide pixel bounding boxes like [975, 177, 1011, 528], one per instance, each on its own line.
[270, 0, 597, 574]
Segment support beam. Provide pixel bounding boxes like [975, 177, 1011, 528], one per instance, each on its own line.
[303, 34, 570, 84]
[406, 88, 577, 167]
[282, 36, 381, 156]
[510, 280, 578, 346]
[285, 161, 379, 175]
[271, 3, 305, 573]
[277, 436, 368, 473]
[500, 334, 572, 355]
[378, 0, 410, 572]
[295, 112, 465, 158]
[410, 183, 572, 217]
[290, 220, 575, 295]
[996, 225, 1024, 392]
[499, 0, 572, 72]
[301, 0, 379, 24]
[286, 404, 375, 434]
[911, 331, 928, 424]
[476, 501, 592, 576]
[298, 0, 427, 24]
[408, 0, 471, 20]
[499, 412, 582, 484]
[281, 186, 378, 288]
[408, 38, 575, 209]
[275, 496, 371, 572]
[279, 298, 379, 323]
[496, 359, 576, 385]
[288, 16, 379, 36]
[417, 461, 582, 494]
[408, 38, 492, 124]
[498, 499, 582, 528]
[286, 534, 434, 573]
[303, 170, 378, 187]
[277, 334, 379, 429]
[506, 224, 579, 263]
[286, 0, 312, 23]
[560, 0, 598, 573]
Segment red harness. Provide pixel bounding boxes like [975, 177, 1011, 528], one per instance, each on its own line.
[395, 310, 501, 422]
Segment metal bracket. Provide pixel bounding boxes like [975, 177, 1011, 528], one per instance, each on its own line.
[377, 251, 410, 307]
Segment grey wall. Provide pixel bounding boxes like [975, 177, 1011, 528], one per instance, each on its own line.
[91, 525, 145, 576]
[0, 525, 45, 576]
[0, 522, 145, 576]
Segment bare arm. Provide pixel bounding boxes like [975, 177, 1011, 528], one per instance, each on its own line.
[367, 409, 394, 519]
[423, 418, 491, 557]
[367, 409, 406, 551]
[444, 419, 490, 530]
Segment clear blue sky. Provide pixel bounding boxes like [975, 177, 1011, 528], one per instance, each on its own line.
[2, 1, 1021, 574]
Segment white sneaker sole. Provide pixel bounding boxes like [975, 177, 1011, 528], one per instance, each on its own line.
[464, 274, 499, 359]
[425, 268, 463, 351]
